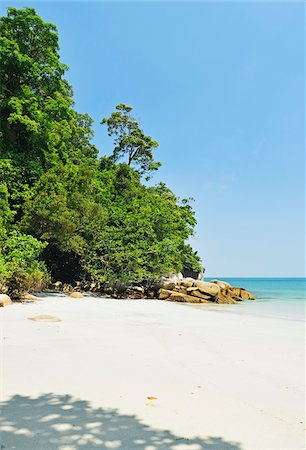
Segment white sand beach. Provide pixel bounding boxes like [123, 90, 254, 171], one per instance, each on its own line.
[0, 294, 304, 450]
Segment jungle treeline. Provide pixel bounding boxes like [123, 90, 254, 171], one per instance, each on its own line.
[0, 7, 201, 295]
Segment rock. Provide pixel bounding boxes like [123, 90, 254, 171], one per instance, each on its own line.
[168, 291, 211, 303]
[69, 292, 84, 299]
[54, 281, 62, 289]
[248, 292, 256, 300]
[158, 273, 181, 290]
[234, 296, 245, 302]
[181, 281, 194, 288]
[190, 290, 212, 301]
[238, 288, 256, 300]
[176, 286, 188, 294]
[90, 282, 101, 292]
[216, 293, 237, 304]
[19, 293, 39, 301]
[193, 281, 220, 296]
[133, 286, 144, 292]
[167, 292, 204, 303]
[239, 289, 249, 300]
[230, 287, 241, 297]
[162, 282, 176, 290]
[181, 278, 195, 288]
[211, 280, 232, 290]
[126, 286, 145, 299]
[104, 286, 114, 295]
[158, 289, 174, 300]
[28, 315, 61, 322]
[63, 284, 72, 292]
[186, 287, 199, 294]
[0, 294, 12, 307]
[0, 284, 9, 294]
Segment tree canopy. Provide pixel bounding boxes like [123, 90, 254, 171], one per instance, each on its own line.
[101, 104, 161, 179]
[0, 7, 202, 295]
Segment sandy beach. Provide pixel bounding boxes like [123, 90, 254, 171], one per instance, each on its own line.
[0, 294, 304, 450]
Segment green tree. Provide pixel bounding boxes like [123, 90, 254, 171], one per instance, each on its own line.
[181, 243, 202, 274]
[0, 231, 49, 296]
[85, 163, 200, 282]
[0, 182, 13, 233]
[21, 162, 107, 282]
[0, 182, 48, 295]
[0, 7, 97, 217]
[101, 104, 161, 179]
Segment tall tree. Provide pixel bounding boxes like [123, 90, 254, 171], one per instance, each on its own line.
[0, 7, 97, 217]
[101, 104, 161, 179]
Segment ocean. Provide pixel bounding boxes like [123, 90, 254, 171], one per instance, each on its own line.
[205, 278, 305, 322]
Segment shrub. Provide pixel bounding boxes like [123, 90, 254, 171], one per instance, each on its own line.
[0, 231, 49, 296]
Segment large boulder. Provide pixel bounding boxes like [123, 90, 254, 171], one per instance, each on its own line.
[167, 292, 206, 303]
[158, 289, 210, 303]
[160, 281, 176, 290]
[0, 294, 12, 307]
[211, 280, 232, 290]
[69, 292, 84, 299]
[190, 290, 212, 301]
[248, 292, 256, 300]
[216, 292, 237, 304]
[229, 287, 241, 297]
[193, 281, 220, 296]
[173, 285, 188, 294]
[239, 288, 255, 300]
[239, 289, 249, 300]
[157, 273, 182, 290]
[186, 287, 199, 294]
[158, 289, 174, 300]
[19, 293, 39, 301]
[180, 277, 196, 288]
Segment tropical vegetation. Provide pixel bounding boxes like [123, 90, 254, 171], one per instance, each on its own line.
[0, 7, 201, 294]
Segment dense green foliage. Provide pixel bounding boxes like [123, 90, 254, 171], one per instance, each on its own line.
[0, 181, 48, 294]
[0, 7, 201, 294]
[101, 104, 161, 179]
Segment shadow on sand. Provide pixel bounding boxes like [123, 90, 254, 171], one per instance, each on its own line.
[0, 393, 244, 449]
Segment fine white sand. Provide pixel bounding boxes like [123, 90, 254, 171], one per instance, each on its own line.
[0, 294, 304, 450]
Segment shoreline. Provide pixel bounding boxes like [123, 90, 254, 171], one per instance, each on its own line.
[1, 294, 304, 449]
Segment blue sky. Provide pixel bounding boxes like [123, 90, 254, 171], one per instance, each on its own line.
[1, 2, 304, 277]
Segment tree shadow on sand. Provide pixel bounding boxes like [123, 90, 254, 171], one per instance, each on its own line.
[0, 393, 243, 450]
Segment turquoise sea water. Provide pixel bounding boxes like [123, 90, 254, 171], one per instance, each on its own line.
[206, 278, 305, 322]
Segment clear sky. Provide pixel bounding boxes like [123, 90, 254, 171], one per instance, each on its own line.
[1, 1, 305, 277]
